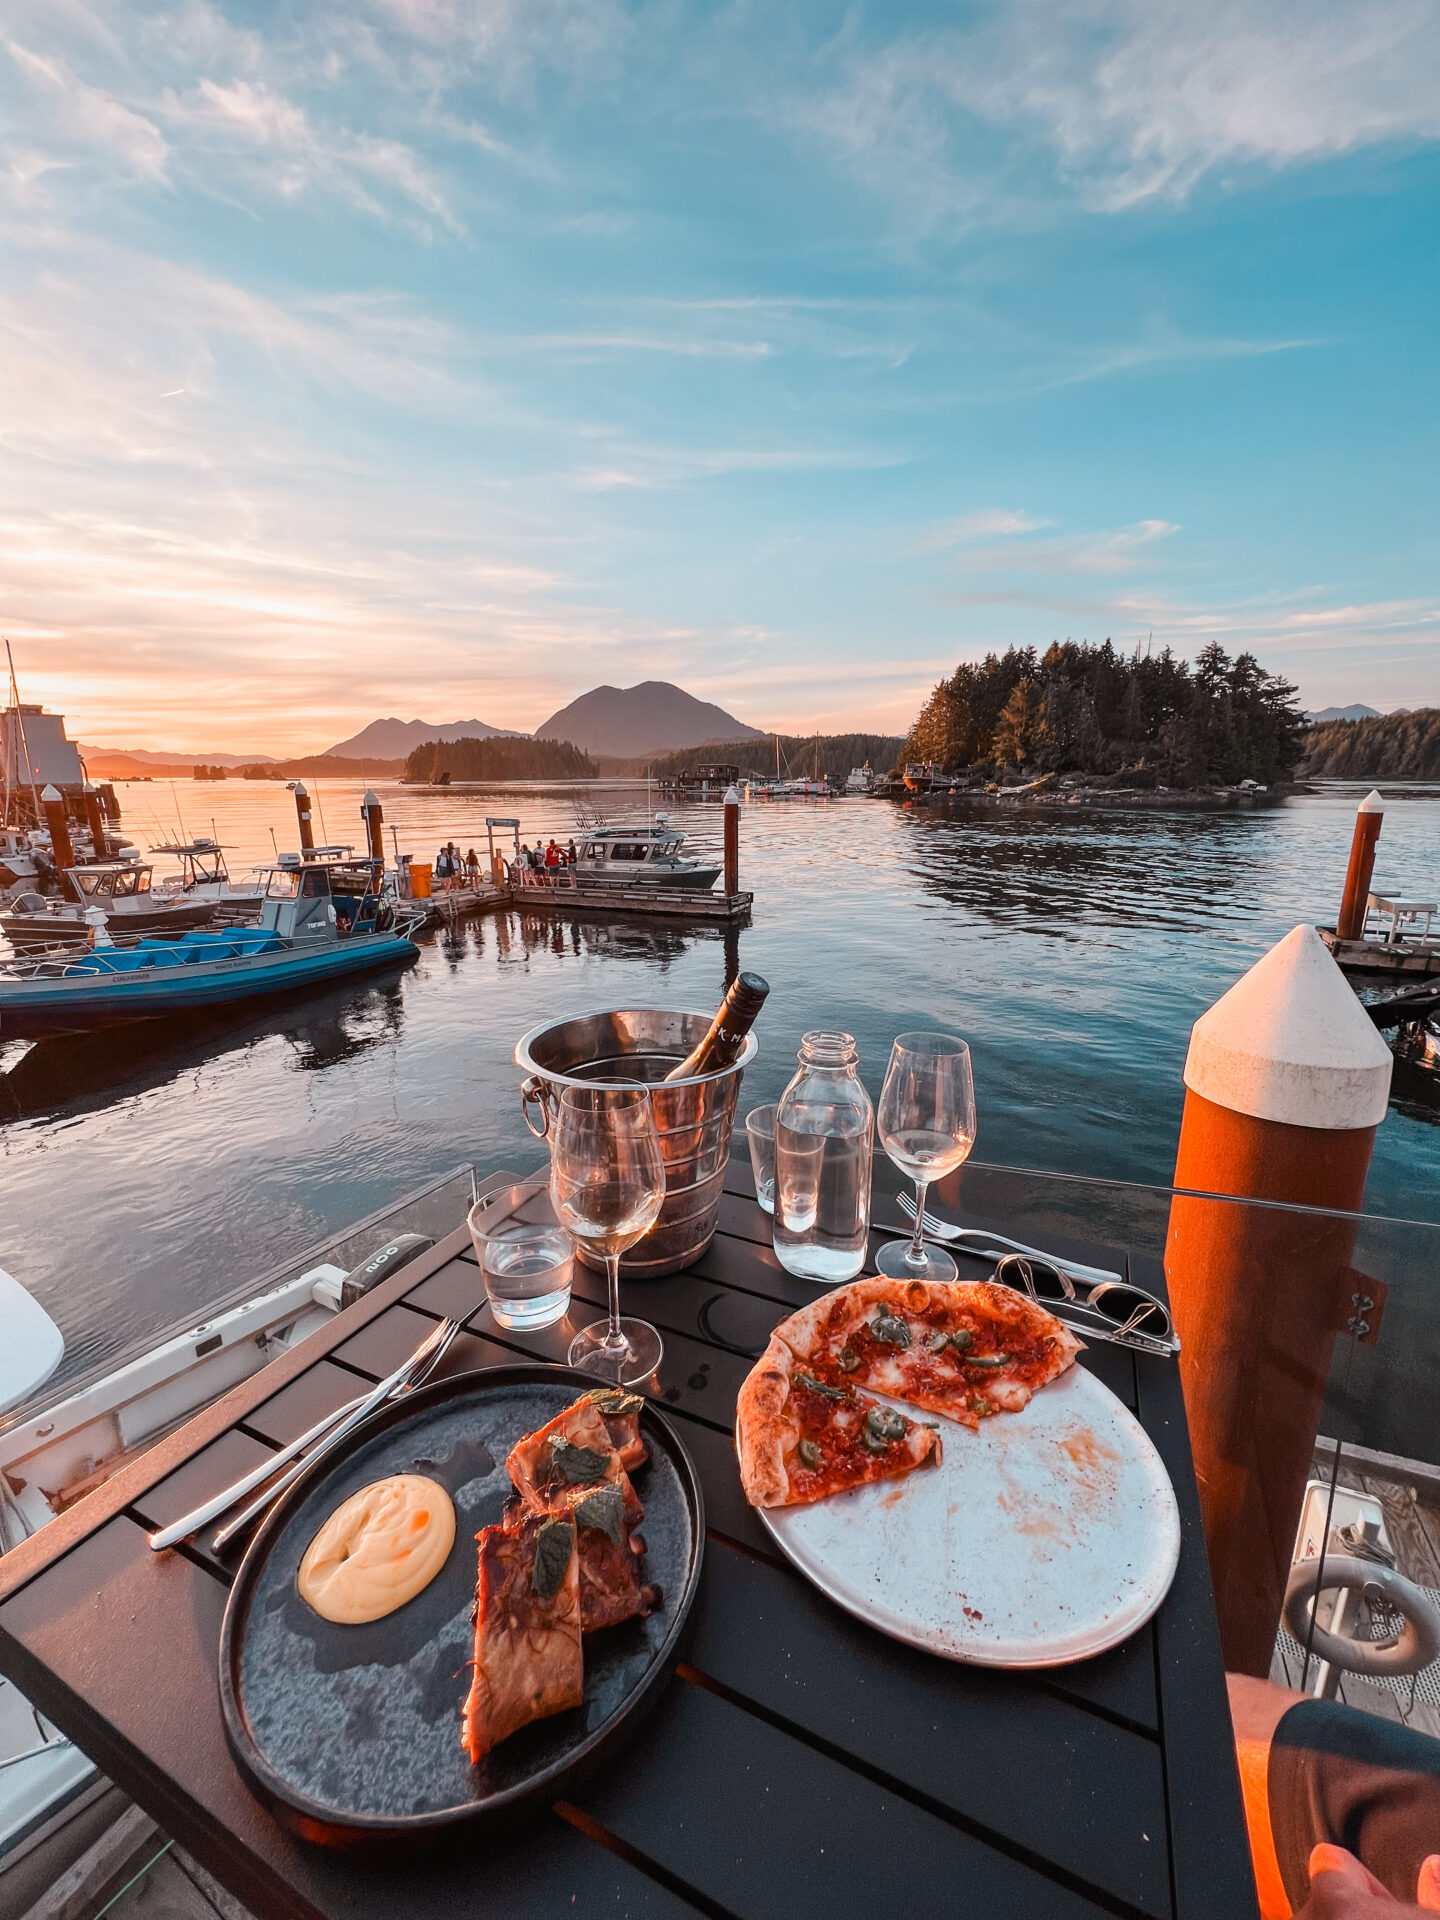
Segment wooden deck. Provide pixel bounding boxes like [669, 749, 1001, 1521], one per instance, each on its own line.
[418, 880, 753, 923]
[1319, 925, 1440, 979]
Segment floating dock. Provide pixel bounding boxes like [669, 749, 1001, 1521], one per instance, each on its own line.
[419, 880, 752, 925]
[1319, 925, 1440, 980]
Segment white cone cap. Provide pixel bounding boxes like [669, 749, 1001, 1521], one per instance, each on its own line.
[1184, 924, 1392, 1130]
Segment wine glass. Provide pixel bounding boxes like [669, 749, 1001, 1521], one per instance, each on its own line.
[550, 1083, 666, 1385]
[874, 1032, 976, 1283]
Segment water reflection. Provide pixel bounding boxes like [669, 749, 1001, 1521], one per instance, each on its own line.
[0, 974, 409, 1121]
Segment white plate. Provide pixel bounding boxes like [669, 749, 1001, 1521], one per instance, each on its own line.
[755, 1364, 1181, 1666]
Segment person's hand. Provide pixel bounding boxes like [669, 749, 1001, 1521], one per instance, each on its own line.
[1295, 1845, 1440, 1915]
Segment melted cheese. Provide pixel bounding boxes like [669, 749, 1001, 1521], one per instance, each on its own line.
[298, 1475, 455, 1624]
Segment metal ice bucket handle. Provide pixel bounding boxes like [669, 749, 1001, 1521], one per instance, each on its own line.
[520, 1074, 553, 1139]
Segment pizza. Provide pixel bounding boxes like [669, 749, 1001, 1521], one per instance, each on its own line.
[737, 1277, 1081, 1511]
[463, 1393, 660, 1763]
[736, 1335, 942, 1509]
[461, 1512, 583, 1762]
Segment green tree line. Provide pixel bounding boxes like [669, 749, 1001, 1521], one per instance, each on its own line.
[403, 737, 596, 782]
[898, 641, 1306, 787]
[1297, 710, 1440, 779]
[627, 733, 904, 781]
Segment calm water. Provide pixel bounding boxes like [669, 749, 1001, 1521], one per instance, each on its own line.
[4, 776, 1437, 1384]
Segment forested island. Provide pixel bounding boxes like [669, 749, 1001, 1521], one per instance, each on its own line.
[1298, 709, 1440, 779]
[897, 640, 1305, 788]
[403, 736, 596, 782]
[628, 731, 904, 782]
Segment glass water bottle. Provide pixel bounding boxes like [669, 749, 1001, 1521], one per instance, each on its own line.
[772, 1031, 874, 1282]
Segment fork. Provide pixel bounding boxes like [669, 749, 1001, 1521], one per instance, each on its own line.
[209, 1317, 463, 1553]
[147, 1316, 462, 1555]
[893, 1193, 1122, 1287]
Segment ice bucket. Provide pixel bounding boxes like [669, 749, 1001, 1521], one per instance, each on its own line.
[515, 1008, 757, 1277]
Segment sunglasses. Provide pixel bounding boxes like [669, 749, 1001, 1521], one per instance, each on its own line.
[991, 1252, 1179, 1358]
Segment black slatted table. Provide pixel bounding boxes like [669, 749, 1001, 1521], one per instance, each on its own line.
[0, 1164, 1258, 1920]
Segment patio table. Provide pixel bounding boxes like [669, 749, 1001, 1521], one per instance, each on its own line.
[0, 1163, 1258, 1919]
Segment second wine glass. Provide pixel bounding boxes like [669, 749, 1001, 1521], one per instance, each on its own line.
[549, 1083, 666, 1386]
[874, 1032, 976, 1282]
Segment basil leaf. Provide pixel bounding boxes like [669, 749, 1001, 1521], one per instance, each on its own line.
[549, 1436, 611, 1483]
[574, 1486, 625, 1547]
[530, 1518, 575, 1599]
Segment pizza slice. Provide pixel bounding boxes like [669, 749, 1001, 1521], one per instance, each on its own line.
[737, 1332, 943, 1510]
[461, 1514, 583, 1763]
[505, 1397, 645, 1530]
[575, 1387, 649, 1472]
[549, 1481, 662, 1633]
[776, 1277, 1082, 1432]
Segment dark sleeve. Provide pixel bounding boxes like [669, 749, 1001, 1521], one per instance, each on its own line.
[1269, 1697, 1440, 1907]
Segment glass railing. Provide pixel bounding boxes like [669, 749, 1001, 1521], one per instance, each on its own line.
[0, 1165, 478, 1433]
[865, 1155, 1440, 1736]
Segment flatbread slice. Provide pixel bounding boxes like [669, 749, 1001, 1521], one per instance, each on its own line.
[737, 1333, 942, 1510]
[775, 1277, 1082, 1431]
[505, 1397, 644, 1529]
[461, 1514, 583, 1763]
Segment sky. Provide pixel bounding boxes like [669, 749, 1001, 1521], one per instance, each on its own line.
[2, 0, 1438, 754]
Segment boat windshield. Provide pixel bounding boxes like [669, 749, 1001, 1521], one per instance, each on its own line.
[610, 843, 648, 860]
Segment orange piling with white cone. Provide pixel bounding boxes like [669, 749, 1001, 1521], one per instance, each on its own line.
[1335, 789, 1384, 941]
[1164, 924, 1393, 1675]
[361, 790, 384, 863]
[723, 784, 740, 898]
[40, 785, 76, 893]
[293, 782, 314, 856]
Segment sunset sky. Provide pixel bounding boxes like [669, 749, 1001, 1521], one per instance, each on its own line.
[3, 0, 1437, 754]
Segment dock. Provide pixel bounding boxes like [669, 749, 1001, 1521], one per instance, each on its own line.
[1319, 924, 1440, 980]
[417, 879, 752, 925]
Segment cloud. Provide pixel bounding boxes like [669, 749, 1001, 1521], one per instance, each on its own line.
[802, 0, 1440, 222]
[7, 39, 168, 179]
[921, 508, 1046, 549]
[933, 515, 1180, 575]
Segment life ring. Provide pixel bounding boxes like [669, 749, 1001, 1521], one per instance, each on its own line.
[1283, 1554, 1440, 1677]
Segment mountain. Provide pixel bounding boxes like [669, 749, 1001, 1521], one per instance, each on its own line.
[325, 717, 523, 758]
[1304, 705, 1381, 724]
[79, 745, 276, 767]
[534, 681, 764, 757]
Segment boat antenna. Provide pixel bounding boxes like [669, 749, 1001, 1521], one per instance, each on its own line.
[169, 779, 188, 841]
[269, 826, 279, 857]
[4, 638, 43, 828]
[314, 783, 330, 847]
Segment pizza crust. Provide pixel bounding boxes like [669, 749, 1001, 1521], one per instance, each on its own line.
[735, 1333, 796, 1509]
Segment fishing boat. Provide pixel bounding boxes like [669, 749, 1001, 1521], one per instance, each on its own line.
[573, 817, 721, 889]
[148, 837, 266, 913]
[0, 1168, 475, 1885]
[844, 764, 878, 795]
[0, 853, 421, 1036]
[0, 863, 220, 951]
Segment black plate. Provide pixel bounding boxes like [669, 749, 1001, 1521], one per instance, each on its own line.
[218, 1365, 704, 1849]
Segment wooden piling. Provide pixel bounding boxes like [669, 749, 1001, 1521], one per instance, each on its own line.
[1336, 789, 1384, 941]
[723, 784, 740, 898]
[1164, 924, 1393, 1674]
[40, 785, 76, 893]
[293, 782, 314, 855]
[361, 789, 384, 863]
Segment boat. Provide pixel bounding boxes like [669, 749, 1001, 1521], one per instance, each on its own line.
[844, 764, 877, 795]
[572, 814, 721, 889]
[903, 762, 942, 793]
[0, 862, 219, 952]
[0, 1168, 475, 1886]
[0, 852, 421, 1036]
[148, 837, 266, 914]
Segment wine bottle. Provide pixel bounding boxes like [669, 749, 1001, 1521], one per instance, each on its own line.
[665, 972, 770, 1080]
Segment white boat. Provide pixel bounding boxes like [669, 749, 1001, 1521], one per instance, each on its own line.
[844, 764, 878, 795]
[0, 863, 219, 951]
[572, 816, 721, 889]
[149, 837, 266, 911]
[0, 1168, 476, 1883]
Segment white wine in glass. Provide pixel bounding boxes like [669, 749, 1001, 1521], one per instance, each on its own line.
[550, 1083, 666, 1385]
[874, 1032, 976, 1283]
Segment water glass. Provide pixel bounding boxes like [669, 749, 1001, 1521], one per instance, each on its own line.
[468, 1180, 573, 1330]
[745, 1104, 777, 1214]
